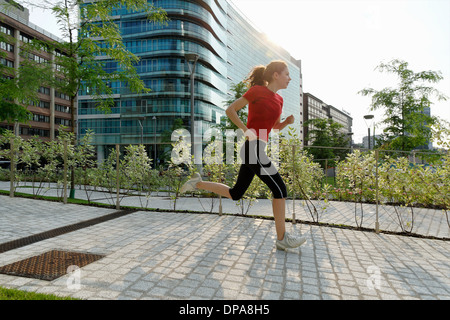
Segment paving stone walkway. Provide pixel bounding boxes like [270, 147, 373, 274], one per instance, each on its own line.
[0, 195, 449, 300]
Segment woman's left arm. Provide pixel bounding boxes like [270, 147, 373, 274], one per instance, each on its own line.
[273, 115, 295, 130]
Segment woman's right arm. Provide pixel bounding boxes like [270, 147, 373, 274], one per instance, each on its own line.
[226, 97, 257, 140]
[226, 97, 249, 133]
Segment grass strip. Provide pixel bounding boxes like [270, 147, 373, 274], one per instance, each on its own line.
[0, 286, 78, 300]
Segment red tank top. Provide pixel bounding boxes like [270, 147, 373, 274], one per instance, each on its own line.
[243, 85, 283, 142]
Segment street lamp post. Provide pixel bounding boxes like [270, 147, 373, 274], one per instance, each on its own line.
[364, 115, 374, 150]
[363, 114, 380, 233]
[152, 116, 157, 167]
[347, 132, 354, 150]
[185, 53, 199, 160]
[137, 116, 145, 145]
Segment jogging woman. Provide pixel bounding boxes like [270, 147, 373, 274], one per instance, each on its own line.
[180, 60, 306, 251]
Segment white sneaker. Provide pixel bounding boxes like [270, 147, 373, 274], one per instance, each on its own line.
[180, 173, 202, 193]
[276, 232, 306, 251]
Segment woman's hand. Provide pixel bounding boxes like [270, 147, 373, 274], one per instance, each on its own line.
[285, 115, 295, 124]
[244, 129, 258, 141]
[273, 115, 295, 130]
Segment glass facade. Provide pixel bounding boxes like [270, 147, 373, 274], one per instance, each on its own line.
[78, 0, 303, 162]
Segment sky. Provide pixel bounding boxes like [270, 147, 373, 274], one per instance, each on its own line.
[27, 0, 450, 145]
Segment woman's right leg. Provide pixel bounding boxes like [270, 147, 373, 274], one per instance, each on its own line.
[272, 198, 286, 240]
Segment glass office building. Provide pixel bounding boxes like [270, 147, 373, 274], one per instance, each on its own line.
[78, 0, 303, 162]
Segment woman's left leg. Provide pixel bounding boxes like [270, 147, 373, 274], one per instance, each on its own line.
[196, 163, 256, 201]
[196, 181, 232, 199]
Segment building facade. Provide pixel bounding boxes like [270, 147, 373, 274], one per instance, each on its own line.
[362, 134, 381, 150]
[0, 0, 73, 140]
[327, 104, 352, 134]
[78, 0, 303, 163]
[303, 92, 353, 145]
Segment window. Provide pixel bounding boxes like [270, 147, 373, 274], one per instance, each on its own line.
[38, 87, 50, 95]
[20, 127, 50, 137]
[55, 91, 70, 100]
[30, 100, 50, 109]
[20, 32, 33, 43]
[0, 42, 14, 52]
[27, 53, 49, 64]
[0, 58, 14, 68]
[32, 114, 50, 123]
[55, 118, 72, 126]
[56, 104, 70, 113]
[0, 24, 13, 36]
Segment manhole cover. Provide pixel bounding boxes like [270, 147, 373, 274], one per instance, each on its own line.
[0, 250, 104, 281]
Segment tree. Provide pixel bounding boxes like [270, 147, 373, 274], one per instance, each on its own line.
[359, 59, 448, 151]
[303, 118, 349, 168]
[20, 0, 167, 196]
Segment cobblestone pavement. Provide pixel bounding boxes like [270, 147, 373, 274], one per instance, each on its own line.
[0, 195, 449, 300]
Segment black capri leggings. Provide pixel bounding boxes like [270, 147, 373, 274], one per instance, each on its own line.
[229, 139, 288, 201]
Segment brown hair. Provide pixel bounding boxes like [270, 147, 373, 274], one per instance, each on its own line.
[246, 60, 288, 87]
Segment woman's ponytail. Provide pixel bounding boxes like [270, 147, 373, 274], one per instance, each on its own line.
[246, 60, 288, 87]
[246, 65, 266, 87]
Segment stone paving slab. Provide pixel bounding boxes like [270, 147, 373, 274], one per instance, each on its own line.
[0, 195, 116, 244]
[0, 195, 449, 300]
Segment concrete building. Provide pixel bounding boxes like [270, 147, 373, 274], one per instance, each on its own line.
[0, 0, 73, 140]
[303, 92, 353, 145]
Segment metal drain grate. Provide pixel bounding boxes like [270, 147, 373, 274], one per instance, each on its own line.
[0, 250, 104, 281]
